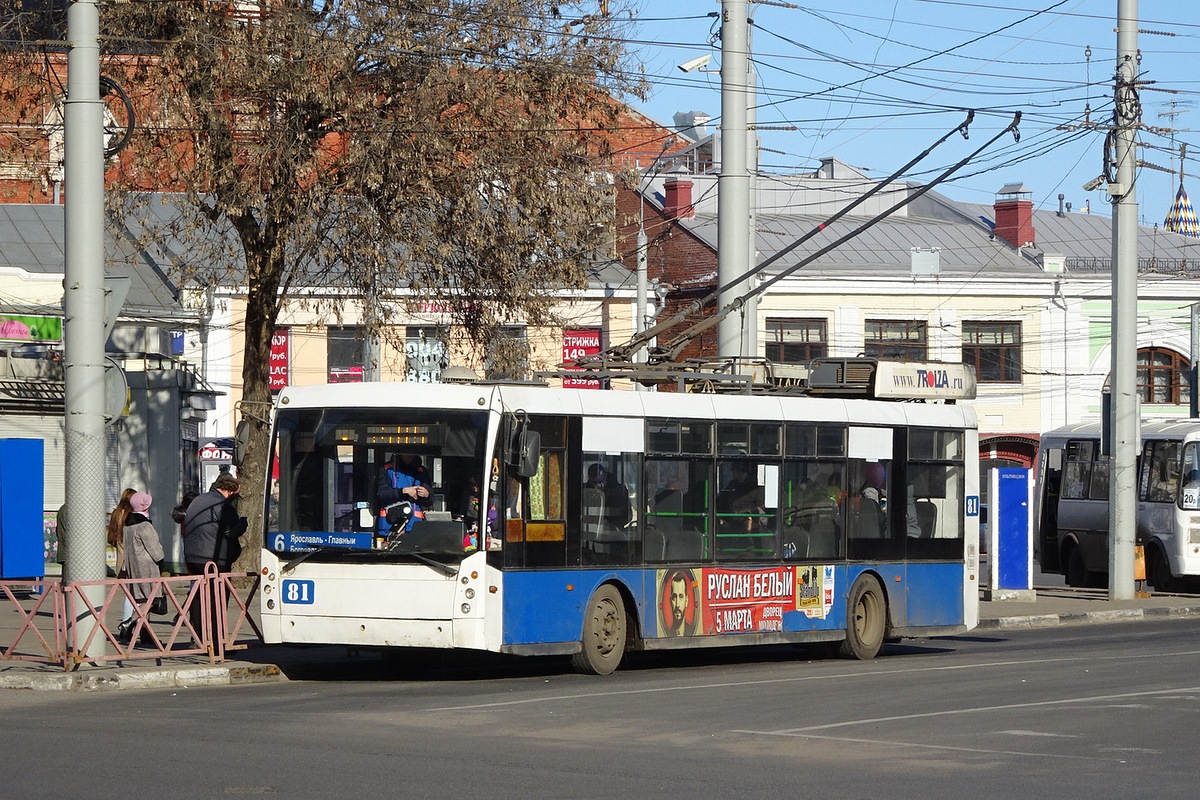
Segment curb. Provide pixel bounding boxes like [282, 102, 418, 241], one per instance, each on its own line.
[0, 662, 285, 692]
[977, 605, 1200, 631]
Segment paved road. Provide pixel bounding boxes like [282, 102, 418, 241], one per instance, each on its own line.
[3, 619, 1198, 799]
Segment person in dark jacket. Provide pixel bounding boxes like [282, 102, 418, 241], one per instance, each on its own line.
[182, 474, 246, 571]
[182, 474, 247, 647]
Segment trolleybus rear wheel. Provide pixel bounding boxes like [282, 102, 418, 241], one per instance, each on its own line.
[572, 584, 627, 675]
[838, 574, 886, 660]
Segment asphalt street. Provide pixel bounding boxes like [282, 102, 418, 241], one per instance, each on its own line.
[2, 618, 1198, 799]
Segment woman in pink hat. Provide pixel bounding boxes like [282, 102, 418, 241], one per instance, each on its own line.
[117, 492, 165, 645]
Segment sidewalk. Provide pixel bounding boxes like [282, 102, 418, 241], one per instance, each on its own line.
[3, 583, 1199, 692]
[977, 585, 1200, 630]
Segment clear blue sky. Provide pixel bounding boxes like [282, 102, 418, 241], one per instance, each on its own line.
[627, 1, 1200, 222]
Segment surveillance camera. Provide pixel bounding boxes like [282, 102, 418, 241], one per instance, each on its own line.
[1082, 176, 1105, 192]
[678, 54, 713, 73]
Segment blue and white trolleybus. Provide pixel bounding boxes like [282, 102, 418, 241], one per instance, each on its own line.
[258, 360, 981, 674]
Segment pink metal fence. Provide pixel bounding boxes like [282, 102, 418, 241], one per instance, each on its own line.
[0, 567, 261, 671]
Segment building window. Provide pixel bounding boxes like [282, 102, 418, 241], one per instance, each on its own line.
[327, 326, 364, 383]
[864, 319, 927, 360]
[963, 321, 1021, 383]
[766, 318, 827, 363]
[405, 326, 448, 383]
[484, 326, 528, 381]
[1138, 347, 1191, 405]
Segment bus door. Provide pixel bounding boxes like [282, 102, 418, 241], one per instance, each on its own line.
[1036, 445, 1063, 573]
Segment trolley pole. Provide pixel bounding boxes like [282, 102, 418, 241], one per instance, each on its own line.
[717, 0, 751, 360]
[1108, 0, 1139, 601]
[63, 0, 111, 654]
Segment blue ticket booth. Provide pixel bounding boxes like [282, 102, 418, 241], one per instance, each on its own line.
[0, 438, 45, 579]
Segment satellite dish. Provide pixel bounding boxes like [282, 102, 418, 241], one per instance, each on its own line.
[103, 357, 129, 426]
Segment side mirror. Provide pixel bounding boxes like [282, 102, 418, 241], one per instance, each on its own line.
[232, 419, 251, 467]
[515, 430, 540, 478]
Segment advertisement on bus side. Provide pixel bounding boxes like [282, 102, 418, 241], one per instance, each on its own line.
[655, 565, 835, 637]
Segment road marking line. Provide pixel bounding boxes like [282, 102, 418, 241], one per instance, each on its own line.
[422, 651, 1200, 712]
[734, 732, 1122, 762]
[748, 686, 1200, 734]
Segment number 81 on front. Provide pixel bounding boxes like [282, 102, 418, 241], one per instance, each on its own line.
[282, 579, 315, 605]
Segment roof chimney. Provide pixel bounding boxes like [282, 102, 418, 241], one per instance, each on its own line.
[993, 182, 1035, 248]
[663, 175, 695, 220]
[672, 110, 711, 143]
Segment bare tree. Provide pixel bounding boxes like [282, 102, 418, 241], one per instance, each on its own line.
[4, 0, 642, 563]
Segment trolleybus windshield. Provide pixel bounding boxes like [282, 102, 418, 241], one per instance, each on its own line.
[269, 407, 490, 559]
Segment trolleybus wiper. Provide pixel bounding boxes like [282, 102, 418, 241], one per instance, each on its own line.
[405, 552, 459, 578]
[282, 546, 356, 573]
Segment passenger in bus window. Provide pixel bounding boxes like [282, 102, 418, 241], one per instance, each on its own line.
[850, 461, 887, 538]
[583, 463, 631, 529]
[718, 462, 766, 531]
[377, 454, 432, 536]
[905, 485, 923, 538]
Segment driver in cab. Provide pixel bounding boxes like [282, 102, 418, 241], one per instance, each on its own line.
[377, 453, 432, 537]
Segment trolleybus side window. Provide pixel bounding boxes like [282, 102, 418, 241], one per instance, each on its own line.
[780, 423, 846, 562]
[845, 426, 901, 561]
[580, 451, 640, 566]
[905, 428, 966, 560]
[505, 415, 569, 569]
[644, 419, 713, 563]
[715, 422, 781, 561]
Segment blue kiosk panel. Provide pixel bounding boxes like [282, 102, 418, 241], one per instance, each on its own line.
[0, 439, 45, 579]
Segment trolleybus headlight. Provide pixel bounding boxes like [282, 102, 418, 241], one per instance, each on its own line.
[461, 603, 471, 614]
[267, 599, 275, 610]
[267, 572, 276, 582]
[263, 584, 272, 594]
[465, 588, 475, 599]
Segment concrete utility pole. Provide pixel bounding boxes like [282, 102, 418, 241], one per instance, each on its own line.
[1190, 302, 1198, 418]
[63, 0, 110, 654]
[742, 5, 758, 359]
[1108, 0, 1139, 601]
[717, 0, 752, 359]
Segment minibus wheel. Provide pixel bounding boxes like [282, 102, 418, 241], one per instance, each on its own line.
[1147, 546, 1176, 593]
[1065, 546, 1090, 588]
[572, 584, 627, 675]
[838, 574, 886, 660]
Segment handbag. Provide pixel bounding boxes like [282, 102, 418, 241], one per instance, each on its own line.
[225, 534, 243, 566]
[150, 594, 169, 616]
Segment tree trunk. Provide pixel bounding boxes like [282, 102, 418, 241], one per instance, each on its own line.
[231, 244, 284, 572]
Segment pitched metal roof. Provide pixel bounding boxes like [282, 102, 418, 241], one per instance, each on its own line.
[0, 203, 185, 316]
[671, 186, 1200, 281]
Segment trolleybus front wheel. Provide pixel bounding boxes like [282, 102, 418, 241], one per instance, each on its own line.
[572, 584, 627, 675]
[838, 574, 886, 660]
